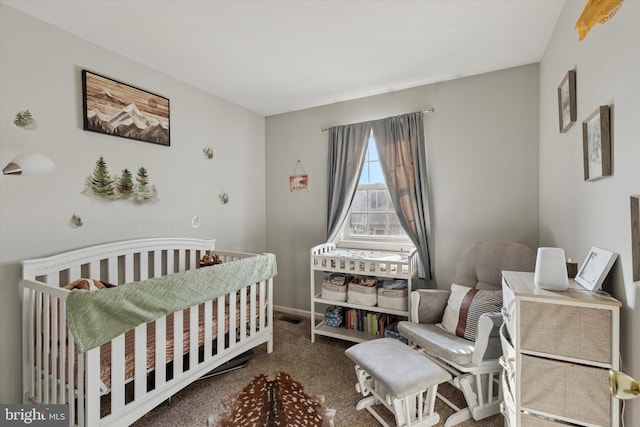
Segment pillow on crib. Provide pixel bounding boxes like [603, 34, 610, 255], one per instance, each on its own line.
[439, 284, 502, 341]
[64, 278, 116, 291]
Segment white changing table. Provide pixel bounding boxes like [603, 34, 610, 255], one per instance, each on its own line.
[310, 243, 418, 343]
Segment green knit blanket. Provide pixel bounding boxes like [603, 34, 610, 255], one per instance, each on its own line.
[66, 253, 277, 353]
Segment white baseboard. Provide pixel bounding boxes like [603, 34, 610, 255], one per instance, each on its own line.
[273, 305, 324, 321]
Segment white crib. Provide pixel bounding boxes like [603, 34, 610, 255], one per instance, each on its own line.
[21, 237, 275, 426]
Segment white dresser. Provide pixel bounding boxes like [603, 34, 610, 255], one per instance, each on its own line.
[501, 271, 621, 426]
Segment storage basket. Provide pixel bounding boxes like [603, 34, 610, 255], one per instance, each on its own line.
[377, 279, 408, 311]
[324, 305, 344, 328]
[384, 321, 408, 344]
[322, 274, 348, 302]
[347, 277, 378, 306]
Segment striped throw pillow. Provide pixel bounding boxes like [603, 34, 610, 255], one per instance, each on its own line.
[440, 284, 502, 341]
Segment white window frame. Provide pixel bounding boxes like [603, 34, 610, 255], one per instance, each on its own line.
[337, 137, 414, 252]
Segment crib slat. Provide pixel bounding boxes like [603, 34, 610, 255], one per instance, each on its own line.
[178, 249, 186, 272]
[229, 292, 237, 347]
[124, 253, 134, 283]
[85, 348, 101, 427]
[134, 324, 146, 399]
[259, 280, 266, 331]
[166, 250, 174, 275]
[173, 310, 183, 376]
[153, 250, 162, 278]
[250, 283, 257, 335]
[59, 299, 67, 404]
[107, 256, 118, 284]
[111, 334, 126, 413]
[189, 305, 198, 369]
[188, 249, 197, 271]
[204, 301, 212, 360]
[239, 288, 247, 341]
[77, 352, 85, 427]
[68, 265, 81, 282]
[50, 295, 58, 403]
[26, 287, 35, 402]
[155, 316, 167, 387]
[88, 261, 100, 281]
[43, 294, 50, 404]
[267, 278, 274, 353]
[68, 336, 75, 425]
[35, 292, 43, 403]
[139, 252, 149, 281]
[217, 297, 225, 355]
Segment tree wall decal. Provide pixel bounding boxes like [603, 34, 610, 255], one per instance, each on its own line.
[84, 156, 157, 202]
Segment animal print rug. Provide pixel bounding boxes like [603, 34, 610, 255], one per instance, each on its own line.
[210, 372, 335, 426]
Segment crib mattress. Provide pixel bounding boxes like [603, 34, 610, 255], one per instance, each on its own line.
[46, 303, 254, 390]
[98, 303, 252, 389]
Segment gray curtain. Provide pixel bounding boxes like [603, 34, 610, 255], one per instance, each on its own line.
[371, 112, 432, 279]
[326, 122, 370, 243]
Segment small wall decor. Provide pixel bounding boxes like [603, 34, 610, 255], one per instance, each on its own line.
[191, 215, 201, 229]
[290, 160, 309, 192]
[582, 105, 611, 181]
[69, 214, 83, 228]
[82, 70, 170, 146]
[219, 192, 229, 204]
[83, 156, 157, 202]
[14, 110, 36, 129]
[632, 195, 640, 281]
[558, 70, 577, 133]
[203, 146, 214, 159]
[575, 246, 618, 291]
[575, 0, 624, 41]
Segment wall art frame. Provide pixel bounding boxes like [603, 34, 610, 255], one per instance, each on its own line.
[82, 70, 170, 146]
[557, 69, 576, 133]
[632, 195, 640, 281]
[575, 246, 617, 291]
[582, 105, 611, 181]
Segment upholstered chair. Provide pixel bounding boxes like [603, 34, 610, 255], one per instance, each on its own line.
[398, 240, 536, 426]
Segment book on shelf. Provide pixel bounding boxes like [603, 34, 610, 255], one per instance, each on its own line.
[344, 308, 397, 337]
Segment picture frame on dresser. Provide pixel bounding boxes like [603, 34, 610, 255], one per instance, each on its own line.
[575, 246, 618, 291]
[582, 105, 611, 181]
[558, 69, 576, 133]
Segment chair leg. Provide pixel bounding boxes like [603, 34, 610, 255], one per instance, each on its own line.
[444, 407, 472, 427]
[440, 372, 501, 426]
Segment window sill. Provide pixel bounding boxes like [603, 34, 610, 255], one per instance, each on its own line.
[336, 239, 414, 253]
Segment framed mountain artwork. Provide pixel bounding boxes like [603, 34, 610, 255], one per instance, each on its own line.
[82, 70, 170, 146]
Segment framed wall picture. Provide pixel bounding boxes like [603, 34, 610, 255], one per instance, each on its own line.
[575, 247, 617, 291]
[82, 70, 170, 146]
[557, 70, 576, 133]
[632, 195, 640, 281]
[582, 105, 611, 181]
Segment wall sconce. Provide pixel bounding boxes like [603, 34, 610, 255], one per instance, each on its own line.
[609, 370, 640, 400]
[2, 153, 56, 176]
[575, 0, 624, 41]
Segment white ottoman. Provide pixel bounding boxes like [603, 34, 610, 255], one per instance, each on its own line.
[345, 338, 451, 427]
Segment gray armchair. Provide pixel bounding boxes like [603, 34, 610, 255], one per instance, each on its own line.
[398, 241, 536, 426]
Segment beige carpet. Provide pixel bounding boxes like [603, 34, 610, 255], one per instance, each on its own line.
[132, 312, 504, 426]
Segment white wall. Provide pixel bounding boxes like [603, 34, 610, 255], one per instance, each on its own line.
[539, 0, 640, 421]
[266, 64, 540, 311]
[0, 5, 266, 403]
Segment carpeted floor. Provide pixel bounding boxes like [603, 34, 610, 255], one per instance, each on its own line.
[132, 312, 504, 426]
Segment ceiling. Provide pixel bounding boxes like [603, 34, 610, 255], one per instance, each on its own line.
[2, 0, 565, 116]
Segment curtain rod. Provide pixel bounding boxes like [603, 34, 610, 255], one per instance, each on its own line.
[320, 108, 435, 133]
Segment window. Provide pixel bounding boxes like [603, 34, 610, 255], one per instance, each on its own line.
[343, 135, 410, 243]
